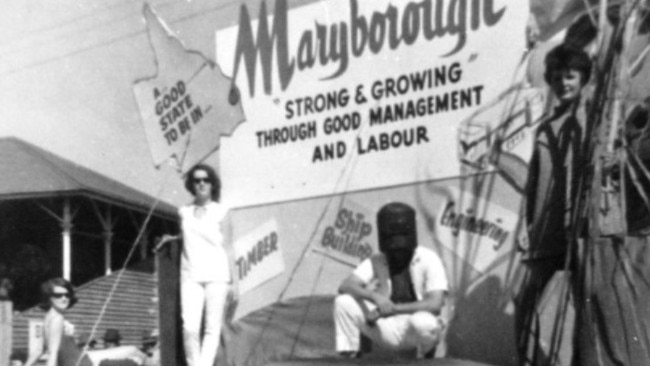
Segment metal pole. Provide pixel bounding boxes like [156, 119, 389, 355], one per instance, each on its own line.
[62, 198, 72, 281]
[104, 207, 113, 275]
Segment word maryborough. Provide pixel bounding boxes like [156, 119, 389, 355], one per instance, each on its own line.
[231, 0, 506, 96]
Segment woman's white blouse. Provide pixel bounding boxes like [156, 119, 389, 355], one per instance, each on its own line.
[179, 201, 231, 282]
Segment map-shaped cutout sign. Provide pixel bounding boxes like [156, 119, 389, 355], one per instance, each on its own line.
[133, 4, 244, 172]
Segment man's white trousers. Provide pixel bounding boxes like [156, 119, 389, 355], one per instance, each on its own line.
[334, 294, 442, 356]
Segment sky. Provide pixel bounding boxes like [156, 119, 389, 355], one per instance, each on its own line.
[0, 0, 307, 207]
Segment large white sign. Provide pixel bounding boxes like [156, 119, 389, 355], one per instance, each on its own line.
[216, 0, 529, 207]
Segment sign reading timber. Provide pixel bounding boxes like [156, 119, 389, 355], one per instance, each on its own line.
[216, 0, 528, 207]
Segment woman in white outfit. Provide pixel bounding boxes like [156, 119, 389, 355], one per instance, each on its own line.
[175, 164, 238, 366]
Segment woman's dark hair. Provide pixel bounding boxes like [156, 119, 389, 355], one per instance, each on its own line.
[543, 45, 592, 85]
[184, 164, 221, 201]
[40, 277, 78, 310]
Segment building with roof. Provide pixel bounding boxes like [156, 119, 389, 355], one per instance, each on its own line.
[0, 136, 178, 309]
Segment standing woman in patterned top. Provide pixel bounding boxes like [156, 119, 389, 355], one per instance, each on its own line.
[174, 164, 238, 366]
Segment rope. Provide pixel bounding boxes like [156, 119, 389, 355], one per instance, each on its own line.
[75, 160, 176, 366]
[73, 58, 196, 361]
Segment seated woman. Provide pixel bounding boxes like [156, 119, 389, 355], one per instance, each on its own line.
[24, 278, 146, 366]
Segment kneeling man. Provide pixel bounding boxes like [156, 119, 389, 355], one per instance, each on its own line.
[334, 202, 449, 358]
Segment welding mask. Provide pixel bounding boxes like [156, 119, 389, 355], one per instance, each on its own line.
[377, 202, 417, 272]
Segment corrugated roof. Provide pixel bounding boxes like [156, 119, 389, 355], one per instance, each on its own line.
[0, 137, 177, 217]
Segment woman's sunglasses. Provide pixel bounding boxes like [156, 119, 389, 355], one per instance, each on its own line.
[51, 293, 71, 299]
